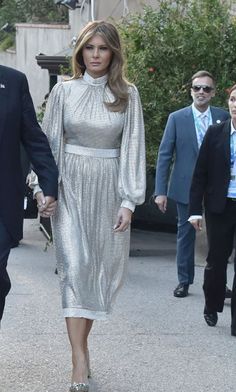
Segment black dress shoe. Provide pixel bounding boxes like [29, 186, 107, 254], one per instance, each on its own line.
[204, 307, 218, 327]
[225, 285, 232, 299]
[173, 283, 189, 298]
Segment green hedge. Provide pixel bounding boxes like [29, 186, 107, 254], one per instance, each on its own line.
[118, 0, 236, 167]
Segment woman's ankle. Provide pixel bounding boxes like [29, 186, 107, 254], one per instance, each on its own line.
[71, 352, 88, 383]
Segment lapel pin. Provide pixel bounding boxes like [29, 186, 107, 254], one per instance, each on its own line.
[216, 120, 221, 124]
[0, 83, 5, 88]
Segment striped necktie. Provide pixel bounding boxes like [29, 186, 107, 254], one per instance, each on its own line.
[198, 114, 208, 145]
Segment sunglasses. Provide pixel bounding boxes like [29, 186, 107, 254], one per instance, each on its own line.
[191, 85, 214, 93]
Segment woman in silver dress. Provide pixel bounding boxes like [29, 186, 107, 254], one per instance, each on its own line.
[35, 20, 146, 391]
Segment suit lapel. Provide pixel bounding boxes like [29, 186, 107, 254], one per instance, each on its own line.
[0, 68, 8, 146]
[184, 106, 198, 154]
[211, 107, 223, 125]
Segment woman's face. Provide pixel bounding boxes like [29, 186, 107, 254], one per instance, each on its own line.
[229, 89, 236, 124]
[82, 34, 113, 78]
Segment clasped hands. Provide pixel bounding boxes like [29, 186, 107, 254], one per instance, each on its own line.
[35, 191, 57, 218]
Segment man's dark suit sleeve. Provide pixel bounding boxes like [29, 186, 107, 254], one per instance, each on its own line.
[189, 128, 211, 216]
[155, 113, 176, 195]
[20, 73, 58, 198]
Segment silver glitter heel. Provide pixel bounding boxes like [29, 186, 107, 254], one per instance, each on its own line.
[69, 382, 89, 392]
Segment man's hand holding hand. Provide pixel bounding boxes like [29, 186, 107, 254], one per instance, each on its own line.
[35, 192, 57, 217]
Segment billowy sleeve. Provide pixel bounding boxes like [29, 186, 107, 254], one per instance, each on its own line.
[42, 82, 65, 183]
[118, 85, 146, 212]
[29, 82, 65, 193]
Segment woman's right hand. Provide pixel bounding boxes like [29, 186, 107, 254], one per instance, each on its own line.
[113, 207, 132, 233]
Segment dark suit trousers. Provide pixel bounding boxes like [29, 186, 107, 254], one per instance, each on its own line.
[204, 200, 236, 326]
[0, 217, 13, 320]
[176, 203, 196, 285]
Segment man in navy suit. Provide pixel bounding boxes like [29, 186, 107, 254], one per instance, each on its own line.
[189, 84, 236, 334]
[154, 70, 229, 297]
[0, 65, 58, 324]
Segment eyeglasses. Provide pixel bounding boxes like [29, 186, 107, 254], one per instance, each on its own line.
[191, 85, 214, 93]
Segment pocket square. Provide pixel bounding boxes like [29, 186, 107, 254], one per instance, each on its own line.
[0, 83, 5, 88]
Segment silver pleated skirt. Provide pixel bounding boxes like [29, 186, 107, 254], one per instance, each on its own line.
[52, 145, 130, 320]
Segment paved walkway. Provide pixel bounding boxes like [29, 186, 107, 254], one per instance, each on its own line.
[0, 220, 235, 392]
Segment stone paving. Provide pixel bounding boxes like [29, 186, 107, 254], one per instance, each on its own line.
[0, 220, 235, 392]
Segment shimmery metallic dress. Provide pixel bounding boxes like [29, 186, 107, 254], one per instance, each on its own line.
[42, 72, 146, 320]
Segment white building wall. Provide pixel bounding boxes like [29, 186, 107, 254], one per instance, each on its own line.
[15, 23, 71, 110]
[69, 1, 159, 37]
[0, 23, 72, 110]
[96, 0, 157, 19]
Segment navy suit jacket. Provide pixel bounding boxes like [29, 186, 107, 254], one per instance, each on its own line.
[189, 119, 233, 215]
[0, 65, 58, 240]
[155, 105, 230, 204]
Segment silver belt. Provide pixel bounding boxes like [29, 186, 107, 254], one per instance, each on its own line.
[65, 144, 120, 158]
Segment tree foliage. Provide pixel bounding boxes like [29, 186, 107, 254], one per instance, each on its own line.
[118, 0, 236, 167]
[0, 0, 68, 24]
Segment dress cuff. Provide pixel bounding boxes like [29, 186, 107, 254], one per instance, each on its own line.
[28, 171, 42, 197]
[121, 200, 135, 212]
[33, 185, 43, 197]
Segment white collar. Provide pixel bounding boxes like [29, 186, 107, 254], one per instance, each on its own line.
[192, 103, 210, 118]
[231, 120, 236, 135]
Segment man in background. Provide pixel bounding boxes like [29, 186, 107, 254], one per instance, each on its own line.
[154, 70, 229, 298]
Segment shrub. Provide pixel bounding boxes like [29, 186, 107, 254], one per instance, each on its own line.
[0, 34, 14, 51]
[118, 0, 236, 168]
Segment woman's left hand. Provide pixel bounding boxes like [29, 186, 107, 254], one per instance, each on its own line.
[113, 207, 132, 232]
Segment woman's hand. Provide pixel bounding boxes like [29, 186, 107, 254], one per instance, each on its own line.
[113, 207, 132, 233]
[189, 218, 203, 231]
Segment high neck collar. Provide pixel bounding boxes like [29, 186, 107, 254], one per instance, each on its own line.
[83, 71, 108, 85]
